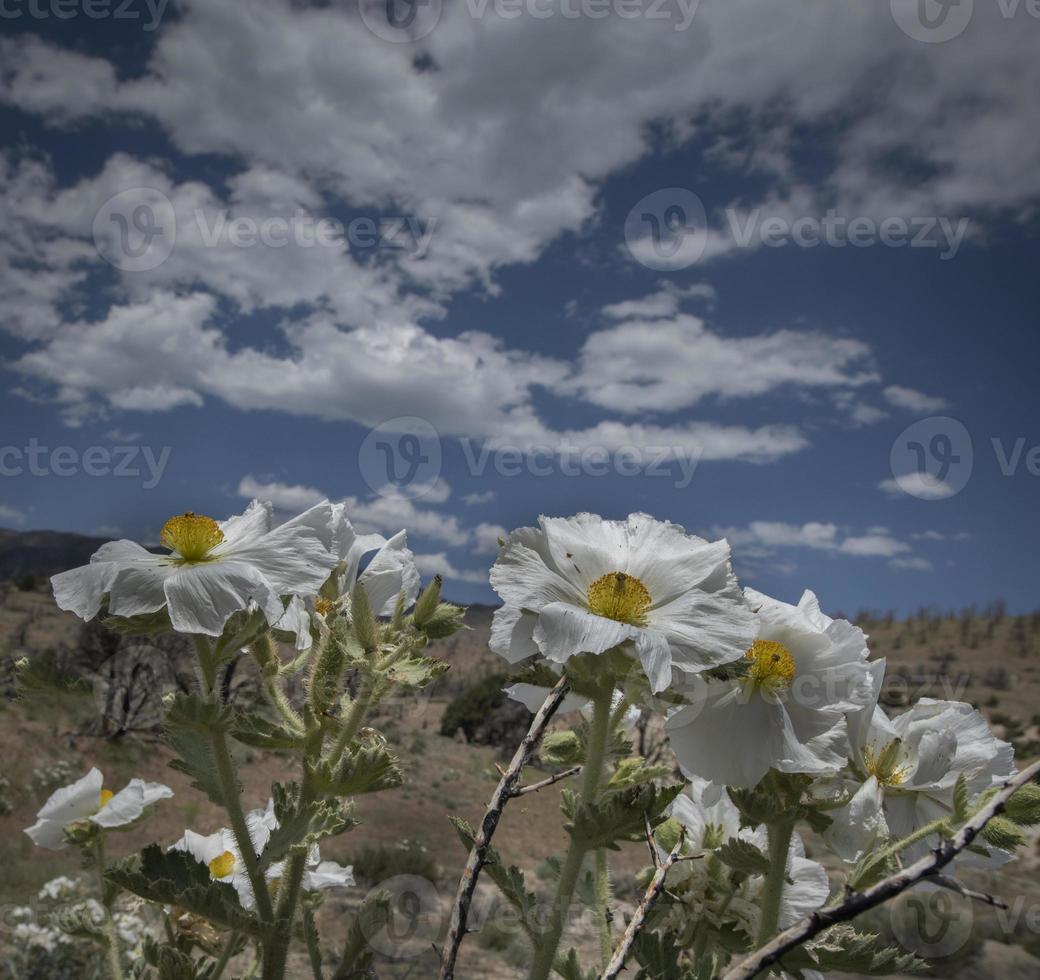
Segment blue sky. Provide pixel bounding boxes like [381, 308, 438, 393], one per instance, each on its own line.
[1, 0, 1039, 614]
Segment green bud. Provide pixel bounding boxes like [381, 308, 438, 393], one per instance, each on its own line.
[542, 730, 583, 766]
[64, 820, 100, 847]
[412, 576, 443, 628]
[250, 634, 277, 676]
[1005, 782, 1040, 827]
[309, 626, 347, 716]
[418, 602, 467, 640]
[655, 816, 684, 853]
[980, 815, 1026, 851]
[351, 582, 379, 654]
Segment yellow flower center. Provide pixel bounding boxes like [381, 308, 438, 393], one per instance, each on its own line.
[863, 739, 911, 787]
[314, 597, 336, 617]
[745, 640, 796, 695]
[99, 789, 114, 808]
[161, 512, 225, 563]
[208, 851, 237, 879]
[586, 571, 652, 626]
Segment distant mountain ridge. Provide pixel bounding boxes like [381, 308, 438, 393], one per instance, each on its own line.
[0, 527, 112, 581]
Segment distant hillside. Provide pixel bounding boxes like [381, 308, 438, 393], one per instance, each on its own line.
[0, 527, 112, 581]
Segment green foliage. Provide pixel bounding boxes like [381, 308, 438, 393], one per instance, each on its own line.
[439, 673, 510, 739]
[564, 782, 683, 851]
[164, 694, 234, 807]
[331, 891, 392, 979]
[258, 781, 354, 871]
[315, 743, 404, 796]
[542, 730, 583, 766]
[231, 711, 307, 751]
[1005, 781, 1040, 826]
[777, 925, 928, 976]
[555, 947, 598, 980]
[350, 839, 438, 884]
[103, 608, 173, 637]
[106, 844, 261, 935]
[716, 837, 771, 877]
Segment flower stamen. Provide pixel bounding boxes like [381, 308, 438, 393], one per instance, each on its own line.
[745, 640, 796, 696]
[208, 851, 237, 879]
[587, 571, 652, 626]
[161, 513, 224, 563]
[98, 789, 114, 809]
[863, 739, 911, 787]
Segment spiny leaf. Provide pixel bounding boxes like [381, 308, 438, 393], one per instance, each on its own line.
[565, 782, 683, 850]
[106, 845, 261, 936]
[259, 782, 354, 870]
[778, 925, 928, 975]
[231, 711, 306, 751]
[717, 837, 771, 877]
[332, 890, 393, 979]
[606, 758, 674, 793]
[164, 694, 234, 807]
[316, 743, 405, 796]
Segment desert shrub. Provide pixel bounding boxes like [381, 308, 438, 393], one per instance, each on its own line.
[350, 839, 438, 884]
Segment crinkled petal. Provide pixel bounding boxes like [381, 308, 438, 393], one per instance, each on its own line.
[36, 767, 104, 823]
[504, 682, 589, 715]
[823, 776, 886, 863]
[489, 605, 541, 664]
[359, 530, 421, 615]
[106, 559, 172, 618]
[303, 861, 355, 891]
[533, 602, 638, 663]
[93, 779, 173, 829]
[163, 561, 284, 636]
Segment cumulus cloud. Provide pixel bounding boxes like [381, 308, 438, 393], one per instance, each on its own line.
[413, 552, 487, 585]
[719, 520, 912, 560]
[879, 474, 958, 501]
[883, 385, 949, 413]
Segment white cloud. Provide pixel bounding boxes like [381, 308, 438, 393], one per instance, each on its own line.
[879, 474, 957, 501]
[719, 520, 912, 561]
[237, 477, 326, 512]
[883, 385, 949, 413]
[473, 522, 507, 554]
[569, 311, 877, 414]
[462, 490, 495, 506]
[413, 552, 487, 585]
[890, 556, 934, 572]
[0, 504, 25, 524]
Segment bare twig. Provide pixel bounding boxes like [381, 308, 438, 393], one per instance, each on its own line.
[512, 765, 583, 797]
[599, 827, 687, 980]
[720, 759, 1040, 980]
[643, 813, 660, 868]
[437, 675, 571, 980]
[927, 873, 1009, 909]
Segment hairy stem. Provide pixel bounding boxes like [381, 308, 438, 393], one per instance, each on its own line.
[595, 848, 612, 968]
[756, 818, 795, 946]
[527, 682, 614, 980]
[303, 905, 326, 980]
[94, 836, 125, 980]
[211, 932, 240, 980]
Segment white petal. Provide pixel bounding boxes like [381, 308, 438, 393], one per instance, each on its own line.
[303, 861, 355, 891]
[36, 767, 104, 823]
[50, 542, 150, 620]
[24, 818, 70, 850]
[359, 530, 421, 615]
[780, 852, 830, 927]
[106, 559, 172, 618]
[163, 561, 284, 636]
[489, 538, 585, 612]
[539, 513, 625, 591]
[489, 605, 541, 664]
[216, 500, 273, 550]
[93, 779, 173, 829]
[823, 777, 886, 863]
[533, 602, 637, 663]
[667, 685, 783, 788]
[504, 683, 589, 715]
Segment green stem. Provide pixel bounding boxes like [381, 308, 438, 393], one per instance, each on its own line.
[527, 683, 613, 980]
[756, 818, 795, 946]
[211, 932, 240, 980]
[303, 906, 325, 980]
[94, 836, 125, 980]
[594, 848, 612, 969]
[327, 686, 372, 766]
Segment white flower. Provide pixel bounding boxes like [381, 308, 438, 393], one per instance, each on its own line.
[52, 499, 339, 636]
[666, 589, 874, 788]
[825, 660, 1015, 864]
[669, 776, 742, 851]
[25, 767, 173, 850]
[267, 845, 355, 893]
[276, 504, 420, 649]
[171, 804, 276, 909]
[489, 513, 755, 692]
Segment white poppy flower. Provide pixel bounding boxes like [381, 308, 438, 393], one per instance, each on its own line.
[276, 504, 420, 650]
[667, 589, 874, 788]
[171, 804, 276, 909]
[52, 500, 340, 637]
[267, 844, 355, 893]
[25, 767, 173, 850]
[670, 776, 742, 851]
[825, 660, 1015, 864]
[489, 513, 755, 693]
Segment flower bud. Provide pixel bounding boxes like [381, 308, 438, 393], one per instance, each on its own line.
[412, 576, 443, 628]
